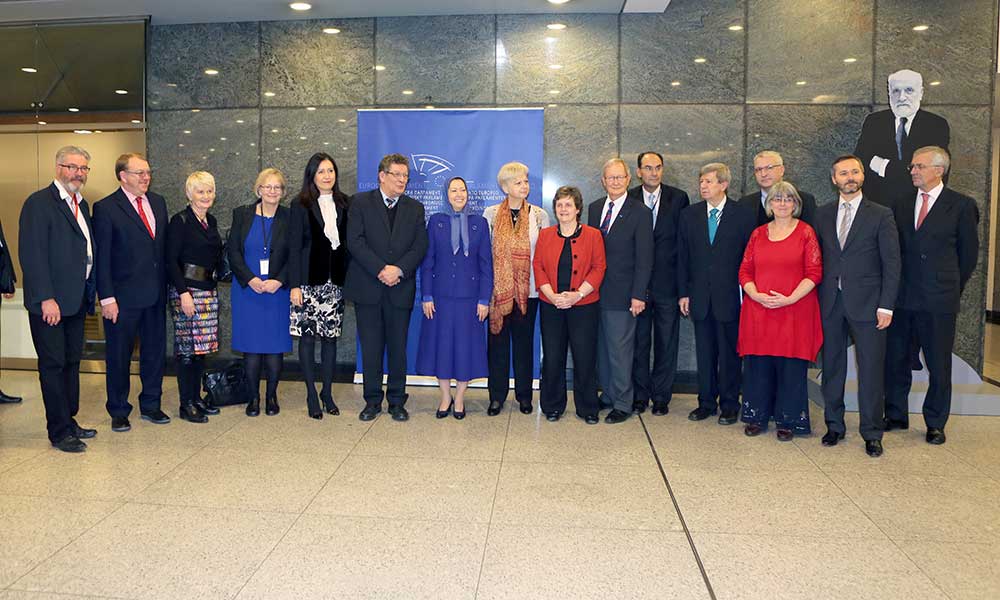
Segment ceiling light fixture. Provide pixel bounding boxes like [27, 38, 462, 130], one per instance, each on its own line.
[306, 106, 317, 110]
[289, 2, 312, 11]
[548, 89, 560, 94]
[548, 0, 571, 4]
[728, 25, 744, 31]
[264, 91, 276, 97]
[549, 64, 563, 69]
[670, 81, 681, 86]
[374, 65, 386, 71]
[68, 107, 80, 112]
[912, 25, 929, 31]
[795, 80, 807, 85]
[547, 23, 566, 30]
[323, 28, 341, 34]
[115, 89, 128, 95]
[21, 67, 37, 73]
[402, 90, 414, 95]
[236, 119, 244, 123]
[131, 119, 141, 124]
[929, 80, 941, 86]
[183, 130, 191, 134]
[204, 68, 219, 75]
[37, 120, 46, 125]
[694, 58, 706, 63]
[843, 57, 857, 63]
[191, 108, 201, 112]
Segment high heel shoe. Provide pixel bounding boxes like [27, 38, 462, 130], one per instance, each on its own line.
[321, 391, 340, 416]
[453, 402, 466, 420]
[436, 399, 453, 419]
[309, 409, 323, 420]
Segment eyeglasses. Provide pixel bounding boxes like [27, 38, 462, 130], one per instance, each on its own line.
[769, 196, 796, 204]
[125, 169, 152, 178]
[59, 164, 91, 173]
[908, 163, 940, 171]
[753, 164, 782, 174]
[604, 175, 628, 182]
[259, 185, 284, 192]
[640, 165, 663, 173]
[386, 171, 409, 180]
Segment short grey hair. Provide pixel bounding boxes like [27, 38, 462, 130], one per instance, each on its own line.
[753, 150, 783, 166]
[55, 145, 91, 164]
[602, 157, 629, 175]
[699, 162, 731, 184]
[888, 69, 923, 89]
[185, 171, 216, 199]
[764, 181, 802, 218]
[913, 145, 950, 174]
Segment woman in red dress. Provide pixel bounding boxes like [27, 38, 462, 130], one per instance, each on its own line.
[737, 181, 823, 441]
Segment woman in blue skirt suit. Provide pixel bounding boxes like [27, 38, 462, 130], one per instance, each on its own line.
[416, 177, 493, 419]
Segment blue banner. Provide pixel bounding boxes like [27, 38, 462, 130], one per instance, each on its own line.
[355, 108, 545, 383]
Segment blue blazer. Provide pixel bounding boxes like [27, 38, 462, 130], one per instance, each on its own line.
[420, 213, 493, 304]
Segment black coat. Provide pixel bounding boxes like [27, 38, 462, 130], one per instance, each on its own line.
[227, 202, 292, 288]
[92, 187, 167, 309]
[627, 183, 689, 302]
[289, 197, 350, 289]
[586, 196, 654, 310]
[165, 206, 224, 293]
[17, 183, 97, 315]
[677, 198, 756, 322]
[739, 189, 818, 227]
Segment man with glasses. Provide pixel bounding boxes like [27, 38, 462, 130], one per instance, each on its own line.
[345, 153, 428, 422]
[885, 146, 978, 445]
[740, 150, 817, 226]
[626, 151, 689, 416]
[93, 153, 170, 432]
[587, 158, 653, 423]
[18, 146, 99, 451]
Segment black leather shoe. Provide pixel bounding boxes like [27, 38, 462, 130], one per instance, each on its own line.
[436, 400, 453, 419]
[140, 409, 171, 424]
[486, 400, 504, 416]
[926, 428, 946, 445]
[179, 404, 208, 423]
[321, 393, 340, 416]
[52, 435, 86, 453]
[111, 416, 131, 432]
[884, 419, 909, 431]
[195, 398, 220, 415]
[0, 390, 22, 403]
[265, 396, 280, 416]
[518, 400, 533, 415]
[605, 409, 631, 424]
[865, 439, 884, 457]
[584, 414, 599, 425]
[545, 411, 561, 422]
[744, 424, 764, 437]
[359, 405, 381, 421]
[246, 397, 261, 417]
[73, 424, 97, 439]
[632, 401, 648, 414]
[651, 402, 669, 416]
[688, 407, 716, 421]
[389, 406, 409, 422]
[776, 428, 794, 442]
[718, 410, 738, 425]
[821, 430, 845, 446]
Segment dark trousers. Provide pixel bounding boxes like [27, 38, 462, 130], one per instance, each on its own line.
[539, 301, 599, 417]
[692, 308, 741, 413]
[355, 301, 411, 408]
[741, 355, 810, 433]
[633, 296, 680, 406]
[487, 298, 538, 406]
[821, 291, 886, 441]
[103, 303, 165, 418]
[28, 299, 86, 443]
[886, 308, 957, 429]
[597, 308, 638, 413]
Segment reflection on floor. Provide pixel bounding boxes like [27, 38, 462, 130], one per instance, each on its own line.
[984, 322, 1000, 383]
[1, 370, 999, 600]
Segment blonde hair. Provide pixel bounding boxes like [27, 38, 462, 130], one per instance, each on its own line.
[602, 157, 629, 176]
[497, 161, 529, 193]
[185, 171, 215, 199]
[254, 168, 287, 196]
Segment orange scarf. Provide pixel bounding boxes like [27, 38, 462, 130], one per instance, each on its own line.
[489, 200, 531, 335]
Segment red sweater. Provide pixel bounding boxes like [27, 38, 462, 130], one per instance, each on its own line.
[533, 224, 606, 306]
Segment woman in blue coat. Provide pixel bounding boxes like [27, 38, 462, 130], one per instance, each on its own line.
[417, 177, 493, 419]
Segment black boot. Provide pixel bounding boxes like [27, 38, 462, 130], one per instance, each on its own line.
[265, 394, 280, 416]
[320, 337, 339, 415]
[177, 355, 208, 423]
[246, 395, 261, 417]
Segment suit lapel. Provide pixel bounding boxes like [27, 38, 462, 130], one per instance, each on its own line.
[609, 200, 630, 239]
[116, 190, 153, 238]
[49, 184, 85, 238]
[372, 190, 392, 236]
[916, 189, 955, 237]
[309, 199, 326, 229]
[695, 205, 711, 248]
[840, 200, 867, 252]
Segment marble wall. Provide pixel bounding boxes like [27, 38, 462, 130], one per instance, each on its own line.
[147, 0, 997, 372]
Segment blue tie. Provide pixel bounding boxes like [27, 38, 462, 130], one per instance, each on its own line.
[600, 201, 614, 236]
[708, 207, 719, 244]
[895, 117, 908, 161]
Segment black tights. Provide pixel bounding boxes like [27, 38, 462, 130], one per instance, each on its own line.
[244, 353, 283, 400]
[299, 335, 337, 411]
[176, 354, 204, 407]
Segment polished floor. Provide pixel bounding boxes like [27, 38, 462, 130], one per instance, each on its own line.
[1, 369, 999, 600]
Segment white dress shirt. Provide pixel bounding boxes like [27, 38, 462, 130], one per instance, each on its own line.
[599, 192, 628, 232]
[53, 179, 93, 279]
[914, 182, 944, 227]
[706, 196, 727, 219]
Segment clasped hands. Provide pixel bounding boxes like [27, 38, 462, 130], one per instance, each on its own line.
[752, 290, 794, 309]
[249, 277, 283, 294]
[378, 265, 403, 287]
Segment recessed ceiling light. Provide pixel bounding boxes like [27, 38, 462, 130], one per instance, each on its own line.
[547, 23, 566, 30]
[264, 91, 276, 97]
[425, 105, 434, 109]
[323, 27, 341, 34]
[548, 89, 560, 94]
[306, 106, 317, 110]
[547, 103, 557, 107]
[94, 130, 103, 134]
[548, 0, 570, 4]
[37, 120, 47, 125]
[693, 58, 706, 63]
[250, 142, 256, 146]
[323, 142, 330, 146]
[68, 107, 80, 112]
[796, 80, 807, 85]
[166, 82, 178, 87]
[342, 146, 348, 150]
[271, 128, 279, 133]
[843, 57, 857, 63]
[549, 64, 563, 69]
[728, 25, 743, 31]
[21, 67, 37, 73]
[402, 90, 414, 95]
[73, 129, 92, 134]
[912, 25, 929, 31]
[178, 143, 185, 147]
[929, 80, 941, 86]
[374, 65, 386, 71]
[115, 89, 128, 95]
[299, 136, 307, 140]
[236, 119, 244, 123]
[219, 137, 227, 141]
[131, 119, 141, 124]
[204, 68, 219, 76]
[274, 147, 281, 151]
[670, 81, 681, 86]
[209, 148, 215, 152]
[183, 130, 191, 134]
[337, 118, 346, 123]
[289, 2, 312, 10]
[191, 108, 201, 112]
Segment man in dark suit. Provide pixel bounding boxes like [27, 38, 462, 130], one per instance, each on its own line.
[815, 154, 900, 458]
[678, 163, 755, 425]
[18, 146, 99, 452]
[93, 153, 170, 432]
[854, 69, 950, 207]
[885, 146, 978, 445]
[627, 151, 689, 416]
[587, 158, 653, 424]
[739, 150, 817, 226]
[0, 219, 21, 404]
[345, 153, 428, 422]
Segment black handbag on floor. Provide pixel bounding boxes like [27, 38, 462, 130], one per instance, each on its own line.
[202, 362, 251, 406]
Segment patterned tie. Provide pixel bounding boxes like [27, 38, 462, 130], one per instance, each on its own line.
[896, 117, 908, 161]
[916, 192, 930, 230]
[648, 193, 658, 228]
[600, 201, 614, 236]
[385, 197, 396, 210]
[135, 196, 154, 238]
[708, 207, 719, 244]
[838, 202, 853, 248]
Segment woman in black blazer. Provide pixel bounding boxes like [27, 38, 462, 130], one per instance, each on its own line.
[166, 171, 225, 423]
[228, 168, 293, 417]
[289, 153, 350, 419]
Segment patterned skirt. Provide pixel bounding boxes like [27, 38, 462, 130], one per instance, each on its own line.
[289, 281, 344, 339]
[169, 286, 219, 356]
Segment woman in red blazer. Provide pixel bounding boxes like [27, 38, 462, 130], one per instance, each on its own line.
[533, 186, 606, 423]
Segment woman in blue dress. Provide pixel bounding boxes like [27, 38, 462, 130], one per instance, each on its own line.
[416, 177, 493, 419]
[228, 168, 293, 417]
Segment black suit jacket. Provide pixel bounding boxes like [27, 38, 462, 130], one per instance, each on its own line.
[93, 188, 167, 309]
[814, 196, 900, 322]
[677, 198, 755, 322]
[228, 202, 292, 288]
[18, 183, 97, 315]
[628, 183, 689, 302]
[289, 197, 350, 289]
[854, 108, 950, 206]
[893, 187, 978, 314]
[0, 219, 15, 294]
[344, 189, 428, 309]
[587, 196, 653, 310]
[739, 189, 817, 227]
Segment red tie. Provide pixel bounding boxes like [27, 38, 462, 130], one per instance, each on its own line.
[72, 194, 79, 220]
[135, 196, 154, 238]
[916, 192, 930, 230]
